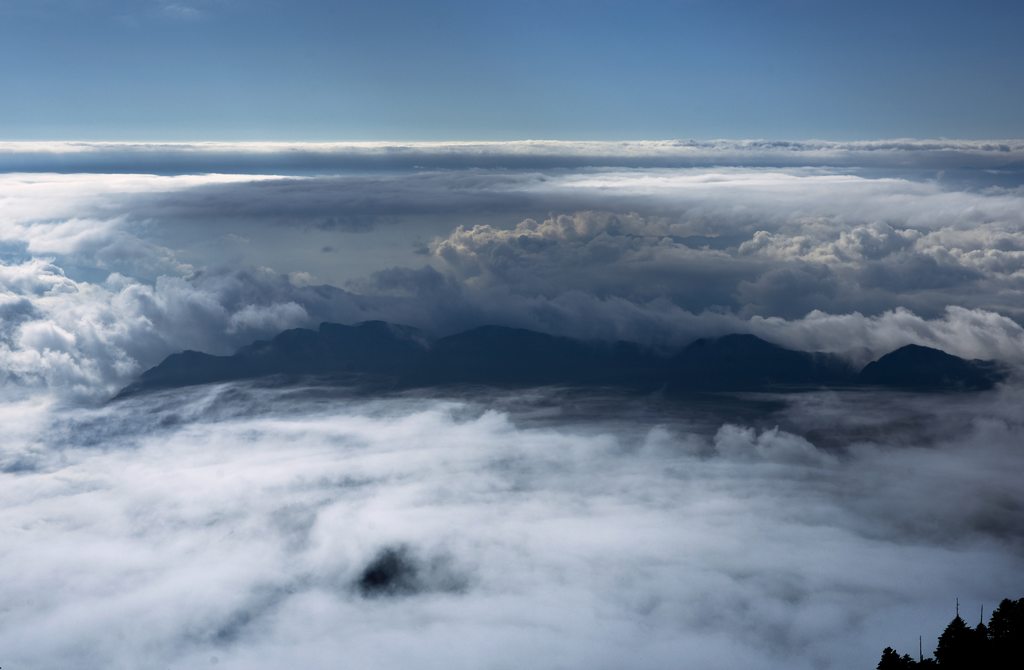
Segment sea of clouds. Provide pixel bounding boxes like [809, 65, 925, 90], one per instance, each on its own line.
[0, 141, 1022, 668]
[1, 383, 1023, 669]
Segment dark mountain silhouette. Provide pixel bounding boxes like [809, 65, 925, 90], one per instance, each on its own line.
[118, 321, 1007, 398]
[124, 321, 431, 393]
[669, 334, 856, 390]
[421, 325, 663, 386]
[858, 344, 1005, 391]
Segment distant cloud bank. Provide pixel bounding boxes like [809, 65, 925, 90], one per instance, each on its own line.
[2, 139, 1023, 174]
[1, 141, 1024, 398]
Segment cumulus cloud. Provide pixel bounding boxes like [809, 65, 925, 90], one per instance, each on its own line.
[0, 260, 370, 397]
[388, 205, 1024, 362]
[383, 164, 1024, 337]
[713, 424, 836, 465]
[0, 384, 1021, 669]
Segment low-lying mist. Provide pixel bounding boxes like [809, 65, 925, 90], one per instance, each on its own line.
[1, 383, 1021, 670]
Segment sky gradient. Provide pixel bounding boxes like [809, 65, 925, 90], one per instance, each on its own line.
[2, 0, 1023, 140]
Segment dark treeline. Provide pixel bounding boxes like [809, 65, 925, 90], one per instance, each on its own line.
[877, 597, 1023, 669]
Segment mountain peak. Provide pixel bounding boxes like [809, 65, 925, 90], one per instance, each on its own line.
[685, 333, 784, 351]
[858, 344, 1005, 390]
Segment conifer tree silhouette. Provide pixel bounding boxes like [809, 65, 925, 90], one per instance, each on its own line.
[987, 597, 1024, 669]
[934, 613, 975, 668]
[873, 594, 1024, 669]
[877, 646, 916, 669]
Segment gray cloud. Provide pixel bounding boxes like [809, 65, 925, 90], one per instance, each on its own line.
[124, 169, 1024, 324]
[410, 207, 1024, 357]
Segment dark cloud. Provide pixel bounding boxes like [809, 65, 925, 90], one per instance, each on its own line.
[356, 545, 469, 598]
[736, 264, 841, 319]
[857, 252, 984, 292]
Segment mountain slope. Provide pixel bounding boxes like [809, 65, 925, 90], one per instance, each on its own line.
[121, 320, 431, 394]
[858, 344, 1005, 390]
[669, 334, 856, 390]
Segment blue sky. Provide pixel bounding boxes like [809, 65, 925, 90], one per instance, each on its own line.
[1, 0, 1022, 140]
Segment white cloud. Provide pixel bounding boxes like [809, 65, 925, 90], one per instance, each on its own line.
[0, 259, 365, 398]
[714, 424, 835, 465]
[0, 385, 1021, 669]
[160, 2, 203, 20]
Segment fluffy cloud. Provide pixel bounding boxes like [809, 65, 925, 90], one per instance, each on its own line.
[0, 384, 1021, 669]
[418, 182, 1024, 329]
[402, 202, 1024, 361]
[0, 260, 371, 398]
[0, 172, 281, 281]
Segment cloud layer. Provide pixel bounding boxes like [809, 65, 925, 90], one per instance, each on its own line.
[3, 148, 1024, 397]
[3, 139, 1024, 173]
[1, 143, 1024, 669]
[1, 384, 1021, 669]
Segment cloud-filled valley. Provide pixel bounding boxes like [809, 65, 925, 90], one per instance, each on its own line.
[1, 142, 1023, 669]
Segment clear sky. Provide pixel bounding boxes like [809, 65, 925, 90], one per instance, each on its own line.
[1, 0, 1023, 140]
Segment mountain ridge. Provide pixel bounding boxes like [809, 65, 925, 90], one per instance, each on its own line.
[118, 321, 1007, 398]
